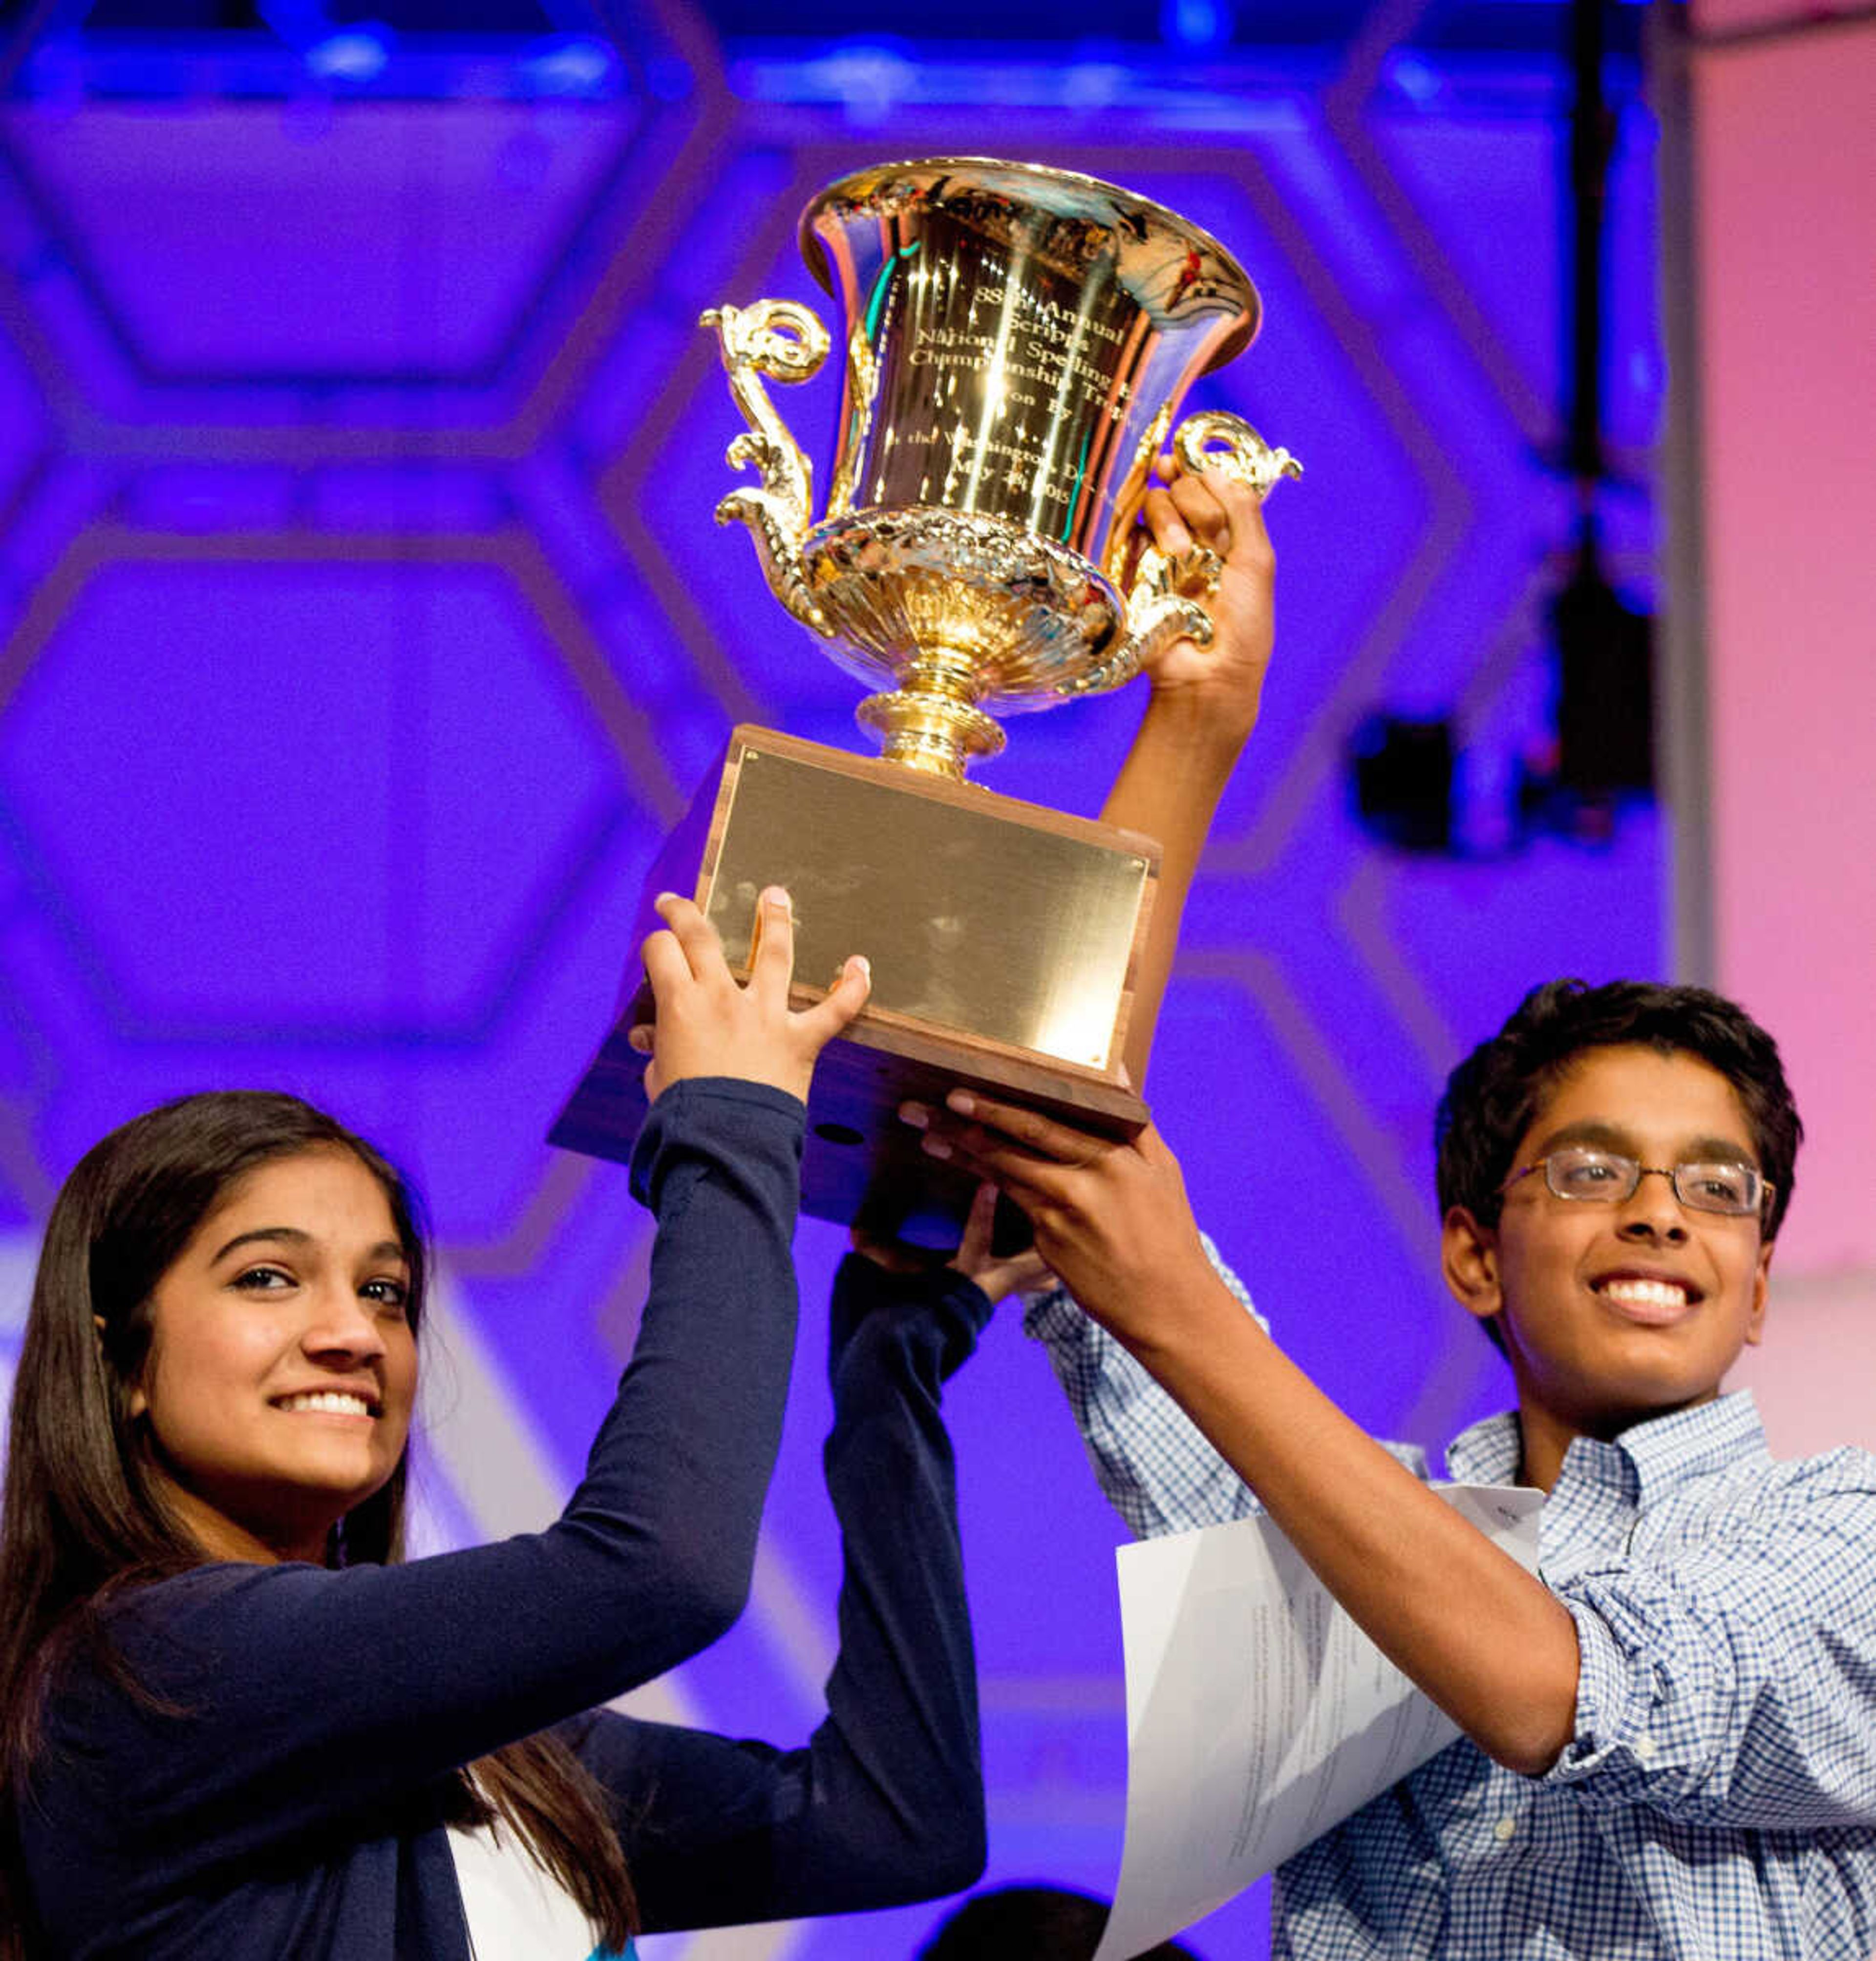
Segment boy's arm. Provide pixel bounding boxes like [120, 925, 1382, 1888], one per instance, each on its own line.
[1102, 467, 1275, 1088]
[1020, 1192, 1876, 1824]
[1021, 1236, 1271, 1537]
[996, 464, 1281, 1535]
[918, 1099, 1583, 1779]
[980, 479, 1582, 1775]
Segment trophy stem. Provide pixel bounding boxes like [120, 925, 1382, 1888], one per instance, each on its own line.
[855, 651, 1007, 781]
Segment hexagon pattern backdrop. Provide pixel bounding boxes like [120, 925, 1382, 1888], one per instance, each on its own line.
[0, 6, 1665, 1957]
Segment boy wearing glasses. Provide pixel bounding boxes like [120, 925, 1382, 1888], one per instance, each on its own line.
[898, 467, 1876, 1952]
[910, 976, 1876, 1956]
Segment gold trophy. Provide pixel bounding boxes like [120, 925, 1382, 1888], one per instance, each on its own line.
[553, 157, 1299, 1230]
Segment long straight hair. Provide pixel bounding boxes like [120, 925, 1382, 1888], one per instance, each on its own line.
[0, 1091, 635, 1958]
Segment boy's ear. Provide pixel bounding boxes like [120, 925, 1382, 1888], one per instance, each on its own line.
[1442, 1205, 1503, 1326]
[1742, 1236, 1775, 1348]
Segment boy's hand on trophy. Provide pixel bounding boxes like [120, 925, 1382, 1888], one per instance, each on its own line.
[898, 1093, 1218, 1345]
[635, 886, 870, 1104]
[1137, 460, 1276, 734]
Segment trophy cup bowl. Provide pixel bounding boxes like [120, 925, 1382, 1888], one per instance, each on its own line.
[554, 158, 1299, 1233]
[705, 156, 1300, 778]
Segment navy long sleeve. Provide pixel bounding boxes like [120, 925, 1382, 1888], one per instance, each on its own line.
[569, 1251, 992, 1931]
[20, 1080, 820, 1959]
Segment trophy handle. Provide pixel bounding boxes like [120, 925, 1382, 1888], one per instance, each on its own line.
[702, 299, 834, 636]
[1172, 409, 1304, 499]
[1073, 411, 1304, 696]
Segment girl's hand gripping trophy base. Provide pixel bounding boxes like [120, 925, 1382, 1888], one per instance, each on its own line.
[628, 885, 871, 1104]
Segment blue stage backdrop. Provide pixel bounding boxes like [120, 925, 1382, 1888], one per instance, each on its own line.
[0, 5, 1661, 1955]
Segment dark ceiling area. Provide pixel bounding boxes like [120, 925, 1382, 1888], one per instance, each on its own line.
[17, 0, 1650, 61]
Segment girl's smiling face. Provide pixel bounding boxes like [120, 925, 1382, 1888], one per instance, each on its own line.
[129, 1146, 418, 1564]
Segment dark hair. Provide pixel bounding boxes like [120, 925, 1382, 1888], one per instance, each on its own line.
[1435, 979, 1802, 1242]
[917, 1884, 1201, 1961]
[0, 1090, 633, 1958]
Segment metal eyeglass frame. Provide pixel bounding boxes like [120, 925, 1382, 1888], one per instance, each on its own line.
[1499, 1145, 1772, 1220]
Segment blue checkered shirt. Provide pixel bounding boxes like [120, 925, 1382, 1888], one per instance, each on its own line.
[1025, 1254, 1876, 1959]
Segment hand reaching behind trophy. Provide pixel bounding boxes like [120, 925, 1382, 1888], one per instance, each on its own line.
[1134, 456, 1279, 737]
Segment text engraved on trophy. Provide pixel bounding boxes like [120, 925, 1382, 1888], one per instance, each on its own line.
[878, 266, 1148, 512]
[907, 327, 1138, 417]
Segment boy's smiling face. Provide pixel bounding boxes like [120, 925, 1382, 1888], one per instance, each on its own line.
[1443, 1044, 1775, 1477]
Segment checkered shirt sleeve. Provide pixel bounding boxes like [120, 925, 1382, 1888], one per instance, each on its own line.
[1020, 1233, 1270, 1537]
[1543, 1442, 1876, 1831]
[1022, 1236, 1430, 1538]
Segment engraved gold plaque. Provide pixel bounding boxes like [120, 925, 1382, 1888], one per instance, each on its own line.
[707, 746, 1151, 1070]
[552, 729, 1158, 1230]
[553, 159, 1298, 1234]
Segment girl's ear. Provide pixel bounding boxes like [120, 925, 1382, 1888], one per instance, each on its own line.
[96, 1313, 149, 1418]
[1442, 1205, 1503, 1327]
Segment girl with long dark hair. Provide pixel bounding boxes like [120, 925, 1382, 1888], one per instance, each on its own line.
[0, 891, 989, 1958]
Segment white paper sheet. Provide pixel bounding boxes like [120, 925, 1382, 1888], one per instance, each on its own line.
[1091, 1484, 1544, 1961]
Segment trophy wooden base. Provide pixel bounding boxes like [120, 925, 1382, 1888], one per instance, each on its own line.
[550, 726, 1158, 1236]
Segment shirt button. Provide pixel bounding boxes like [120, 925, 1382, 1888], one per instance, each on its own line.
[1492, 1815, 1518, 1844]
[1635, 1737, 1658, 1762]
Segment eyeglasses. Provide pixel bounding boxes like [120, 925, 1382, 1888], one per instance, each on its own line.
[1500, 1146, 1771, 1219]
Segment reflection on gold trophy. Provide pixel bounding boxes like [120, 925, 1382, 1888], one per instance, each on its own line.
[553, 158, 1299, 1229]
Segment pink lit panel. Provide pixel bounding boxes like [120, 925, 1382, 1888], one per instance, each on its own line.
[1692, 13, 1876, 1444]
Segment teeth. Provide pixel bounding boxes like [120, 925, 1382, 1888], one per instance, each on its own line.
[1599, 1278, 1689, 1309]
[277, 1392, 372, 1417]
